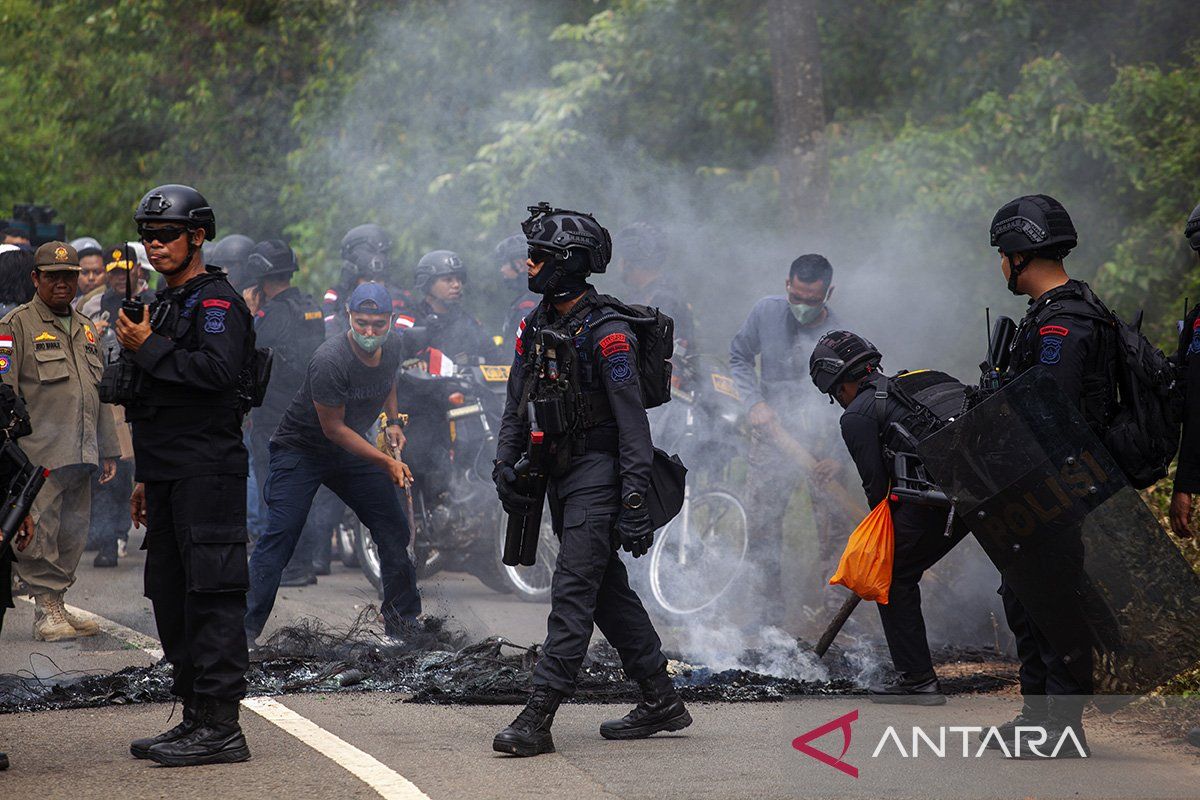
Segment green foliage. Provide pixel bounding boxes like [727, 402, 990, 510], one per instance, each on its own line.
[2, 0, 1199, 337]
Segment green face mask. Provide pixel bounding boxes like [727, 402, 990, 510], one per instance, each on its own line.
[789, 301, 825, 325]
[351, 329, 387, 353]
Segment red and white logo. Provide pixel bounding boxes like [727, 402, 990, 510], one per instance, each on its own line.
[792, 710, 858, 779]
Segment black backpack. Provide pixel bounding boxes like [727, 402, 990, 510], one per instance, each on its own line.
[1030, 285, 1181, 489]
[590, 294, 675, 409]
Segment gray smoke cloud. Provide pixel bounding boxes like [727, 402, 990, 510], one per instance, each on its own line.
[283, 1, 1014, 674]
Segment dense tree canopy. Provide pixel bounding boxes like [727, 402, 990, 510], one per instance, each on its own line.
[3, 0, 1199, 354]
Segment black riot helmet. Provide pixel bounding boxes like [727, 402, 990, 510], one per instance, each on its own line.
[414, 249, 467, 296]
[491, 234, 527, 267]
[1184, 202, 1200, 252]
[134, 184, 216, 240]
[246, 239, 299, 286]
[989, 194, 1077, 295]
[809, 330, 882, 397]
[522, 202, 611, 275]
[340, 223, 393, 279]
[210, 234, 257, 291]
[615, 221, 668, 269]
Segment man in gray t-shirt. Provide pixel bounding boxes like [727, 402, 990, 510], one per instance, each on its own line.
[245, 282, 421, 641]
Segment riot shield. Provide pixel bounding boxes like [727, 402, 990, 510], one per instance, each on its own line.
[918, 367, 1200, 695]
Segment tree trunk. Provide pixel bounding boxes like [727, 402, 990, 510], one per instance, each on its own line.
[766, 0, 828, 230]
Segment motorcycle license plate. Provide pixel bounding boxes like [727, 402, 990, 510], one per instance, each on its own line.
[479, 365, 510, 382]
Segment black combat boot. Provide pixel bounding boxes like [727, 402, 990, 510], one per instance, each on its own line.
[981, 695, 1048, 750]
[600, 669, 693, 740]
[0, 751, 8, 770]
[868, 672, 946, 706]
[146, 697, 251, 766]
[131, 698, 199, 759]
[1026, 696, 1089, 759]
[492, 685, 564, 757]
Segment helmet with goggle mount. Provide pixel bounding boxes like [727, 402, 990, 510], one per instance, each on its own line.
[340, 223, 393, 278]
[809, 330, 882, 396]
[522, 202, 612, 275]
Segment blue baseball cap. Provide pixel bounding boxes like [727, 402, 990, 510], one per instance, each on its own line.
[347, 281, 392, 313]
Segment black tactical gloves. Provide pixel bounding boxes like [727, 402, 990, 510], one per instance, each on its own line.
[615, 504, 654, 558]
[493, 460, 537, 515]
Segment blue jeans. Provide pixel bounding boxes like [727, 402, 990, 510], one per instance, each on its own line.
[245, 443, 421, 638]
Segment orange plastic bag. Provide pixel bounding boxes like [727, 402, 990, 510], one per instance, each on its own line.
[828, 497, 895, 604]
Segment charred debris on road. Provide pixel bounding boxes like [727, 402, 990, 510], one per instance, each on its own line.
[0, 612, 1011, 714]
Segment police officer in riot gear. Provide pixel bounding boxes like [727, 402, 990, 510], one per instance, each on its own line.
[324, 223, 412, 336]
[243, 240, 327, 583]
[408, 249, 494, 362]
[810, 331, 969, 705]
[494, 233, 538, 350]
[115, 184, 254, 767]
[1171, 202, 1200, 538]
[491, 203, 691, 757]
[986, 193, 1115, 755]
[615, 222, 695, 352]
[209, 233, 256, 293]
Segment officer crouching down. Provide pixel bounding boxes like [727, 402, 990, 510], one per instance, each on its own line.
[491, 203, 691, 757]
[114, 184, 255, 767]
[810, 331, 969, 705]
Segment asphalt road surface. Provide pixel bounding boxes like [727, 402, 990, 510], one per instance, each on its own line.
[2, 530, 1197, 800]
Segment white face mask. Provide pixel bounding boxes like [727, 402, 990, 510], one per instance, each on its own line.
[789, 301, 825, 325]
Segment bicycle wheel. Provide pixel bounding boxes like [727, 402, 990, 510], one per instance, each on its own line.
[649, 486, 748, 616]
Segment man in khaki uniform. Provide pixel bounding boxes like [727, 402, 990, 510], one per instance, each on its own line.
[0, 241, 118, 640]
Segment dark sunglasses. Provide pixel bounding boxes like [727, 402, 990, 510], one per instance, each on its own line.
[138, 225, 190, 244]
[528, 246, 564, 264]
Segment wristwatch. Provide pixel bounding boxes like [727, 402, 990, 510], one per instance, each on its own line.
[622, 491, 645, 510]
[386, 414, 408, 429]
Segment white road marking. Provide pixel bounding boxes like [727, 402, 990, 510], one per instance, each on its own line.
[243, 697, 431, 800]
[22, 597, 431, 800]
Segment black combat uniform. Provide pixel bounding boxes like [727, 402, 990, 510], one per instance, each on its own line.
[496, 290, 667, 695]
[839, 370, 969, 696]
[250, 286, 327, 576]
[501, 290, 539, 353]
[1176, 303, 1200, 496]
[1004, 278, 1117, 698]
[129, 265, 254, 707]
[408, 299, 495, 364]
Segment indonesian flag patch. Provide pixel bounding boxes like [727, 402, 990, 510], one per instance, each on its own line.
[0, 335, 13, 351]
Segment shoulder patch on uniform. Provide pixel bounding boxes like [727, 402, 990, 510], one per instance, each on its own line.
[395, 314, 415, 329]
[204, 308, 227, 334]
[606, 352, 634, 384]
[1039, 335, 1064, 365]
[324, 289, 338, 303]
[0, 334, 13, 351]
[202, 298, 232, 310]
[1039, 324, 1070, 337]
[0, 354, 9, 374]
[599, 332, 630, 357]
[1189, 318, 1200, 355]
[304, 310, 323, 321]
[515, 317, 527, 357]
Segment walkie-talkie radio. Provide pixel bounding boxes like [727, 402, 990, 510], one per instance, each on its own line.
[97, 244, 146, 406]
[120, 244, 144, 323]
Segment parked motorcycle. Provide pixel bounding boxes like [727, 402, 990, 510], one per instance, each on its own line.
[347, 349, 557, 599]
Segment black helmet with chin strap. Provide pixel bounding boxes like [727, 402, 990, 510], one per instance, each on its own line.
[414, 249, 467, 296]
[340, 223, 393, 279]
[522, 202, 611, 299]
[1184, 201, 1200, 252]
[491, 234, 527, 267]
[245, 239, 299, 286]
[989, 194, 1077, 295]
[134, 184, 216, 275]
[809, 330, 882, 397]
[522, 202, 611, 274]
